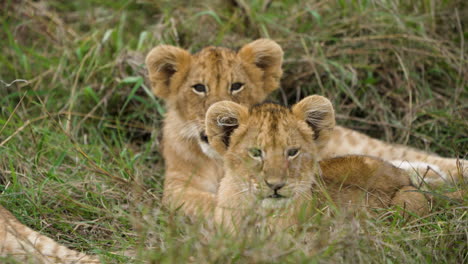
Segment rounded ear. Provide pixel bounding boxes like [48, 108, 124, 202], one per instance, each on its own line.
[205, 101, 248, 155]
[145, 45, 192, 99]
[292, 95, 335, 150]
[238, 39, 283, 93]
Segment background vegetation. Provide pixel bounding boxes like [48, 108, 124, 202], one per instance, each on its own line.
[0, 0, 466, 263]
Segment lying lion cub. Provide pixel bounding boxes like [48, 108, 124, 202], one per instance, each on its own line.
[146, 39, 465, 219]
[0, 205, 100, 263]
[205, 95, 430, 229]
[146, 39, 464, 219]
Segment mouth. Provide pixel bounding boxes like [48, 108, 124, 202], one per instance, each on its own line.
[266, 193, 287, 199]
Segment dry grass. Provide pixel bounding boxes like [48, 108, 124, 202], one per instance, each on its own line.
[0, 0, 467, 263]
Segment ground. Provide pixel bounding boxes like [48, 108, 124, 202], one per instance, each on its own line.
[0, 0, 467, 263]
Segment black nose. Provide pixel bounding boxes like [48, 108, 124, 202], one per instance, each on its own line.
[264, 179, 285, 191]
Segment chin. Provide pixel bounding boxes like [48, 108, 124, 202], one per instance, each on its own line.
[260, 197, 293, 209]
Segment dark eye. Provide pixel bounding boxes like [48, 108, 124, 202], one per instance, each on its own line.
[287, 148, 299, 158]
[192, 84, 206, 93]
[248, 148, 263, 159]
[230, 82, 244, 93]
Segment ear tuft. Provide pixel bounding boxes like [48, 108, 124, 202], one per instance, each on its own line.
[292, 95, 335, 149]
[145, 45, 192, 99]
[305, 110, 330, 140]
[238, 39, 283, 93]
[205, 101, 248, 155]
[217, 116, 239, 127]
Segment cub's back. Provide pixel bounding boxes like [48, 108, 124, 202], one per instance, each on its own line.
[319, 155, 411, 191]
[319, 155, 429, 215]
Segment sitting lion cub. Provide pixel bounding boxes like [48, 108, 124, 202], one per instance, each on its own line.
[205, 95, 430, 229]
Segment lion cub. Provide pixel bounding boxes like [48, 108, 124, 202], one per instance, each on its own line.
[205, 95, 429, 229]
[0, 205, 100, 263]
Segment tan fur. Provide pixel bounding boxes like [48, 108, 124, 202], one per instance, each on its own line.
[146, 39, 283, 217]
[206, 96, 430, 230]
[0, 205, 100, 264]
[145, 39, 465, 218]
[319, 156, 429, 217]
[322, 127, 466, 185]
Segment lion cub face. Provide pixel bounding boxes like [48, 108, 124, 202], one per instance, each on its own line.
[206, 95, 335, 208]
[145, 39, 283, 145]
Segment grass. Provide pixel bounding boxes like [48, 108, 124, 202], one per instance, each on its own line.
[0, 0, 467, 263]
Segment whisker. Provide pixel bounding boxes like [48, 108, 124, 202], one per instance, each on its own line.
[293, 187, 313, 200]
[296, 190, 312, 200]
[295, 180, 315, 185]
[231, 188, 250, 197]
